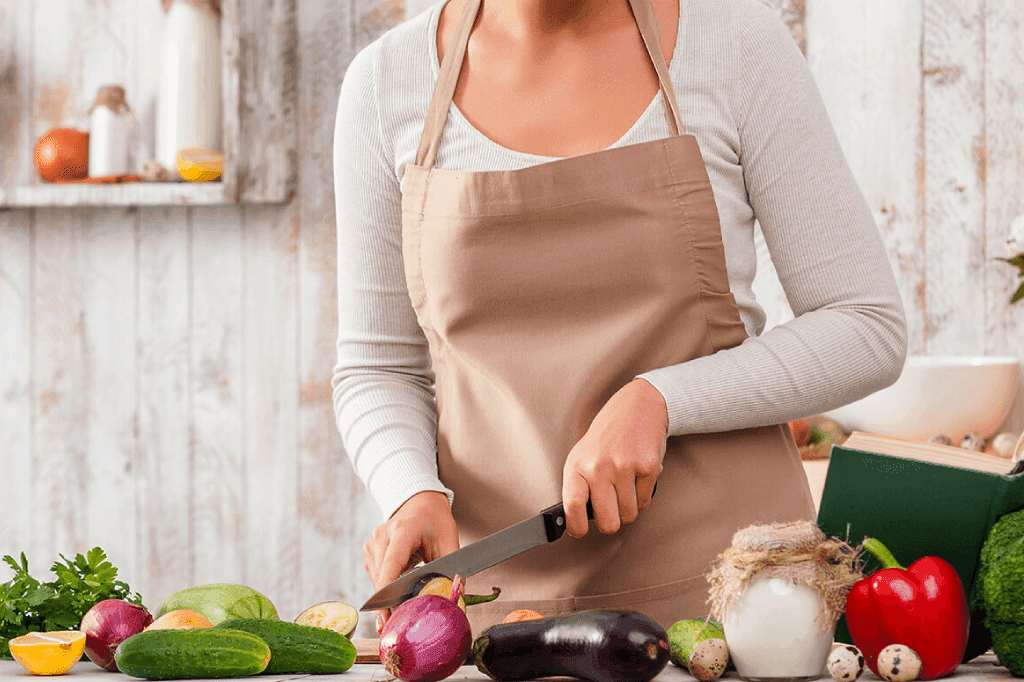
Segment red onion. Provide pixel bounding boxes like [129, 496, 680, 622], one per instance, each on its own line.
[79, 598, 153, 670]
[379, 575, 472, 682]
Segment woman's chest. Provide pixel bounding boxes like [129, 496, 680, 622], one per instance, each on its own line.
[437, 0, 679, 158]
[452, 49, 664, 157]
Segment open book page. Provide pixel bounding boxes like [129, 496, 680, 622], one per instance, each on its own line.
[841, 431, 1019, 475]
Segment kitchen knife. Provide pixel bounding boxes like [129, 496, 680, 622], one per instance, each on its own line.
[360, 484, 655, 611]
[359, 500, 590, 612]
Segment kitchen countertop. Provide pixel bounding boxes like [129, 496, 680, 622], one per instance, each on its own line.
[0, 652, 1016, 682]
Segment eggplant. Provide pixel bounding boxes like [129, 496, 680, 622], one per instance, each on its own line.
[470, 609, 670, 682]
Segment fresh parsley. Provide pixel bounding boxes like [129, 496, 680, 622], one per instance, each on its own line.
[0, 547, 144, 660]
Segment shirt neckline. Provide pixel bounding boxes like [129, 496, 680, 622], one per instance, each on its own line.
[425, 0, 682, 163]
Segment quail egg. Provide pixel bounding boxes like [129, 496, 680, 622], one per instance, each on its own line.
[688, 638, 729, 682]
[960, 430, 986, 452]
[827, 644, 864, 682]
[876, 644, 922, 682]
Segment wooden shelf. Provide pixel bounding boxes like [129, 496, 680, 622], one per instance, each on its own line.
[0, 0, 295, 208]
[0, 181, 231, 208]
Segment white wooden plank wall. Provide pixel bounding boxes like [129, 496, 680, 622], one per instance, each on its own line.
[1, 0, 1023, 641]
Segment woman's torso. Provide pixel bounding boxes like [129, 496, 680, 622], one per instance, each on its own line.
[398, 0, 816, 630]
[375, 0, 771, 336]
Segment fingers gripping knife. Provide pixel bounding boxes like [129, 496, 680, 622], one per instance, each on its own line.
[360, 484, 656, 611]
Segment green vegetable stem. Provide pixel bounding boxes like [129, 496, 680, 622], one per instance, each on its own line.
[0, 547, 144, 660]
[861, 537, 905, 570]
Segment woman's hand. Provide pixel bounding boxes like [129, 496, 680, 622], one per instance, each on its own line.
[562, 378, 668, 538]
[364, 491, 459, 632]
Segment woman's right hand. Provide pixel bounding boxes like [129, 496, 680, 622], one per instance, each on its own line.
[364, 491, 459, 633]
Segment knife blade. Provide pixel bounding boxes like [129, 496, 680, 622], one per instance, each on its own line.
[359, 500, 590, 612]
[360, 483, 655, 612]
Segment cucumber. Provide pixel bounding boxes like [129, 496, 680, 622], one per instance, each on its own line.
[214, 617, 356, 674]
[114, 629, 271, 679]
[471, 609, 670, 682]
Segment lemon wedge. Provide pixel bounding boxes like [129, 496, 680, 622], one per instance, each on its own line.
[8, 631, 86, 675]
[176, 148, 224, 182]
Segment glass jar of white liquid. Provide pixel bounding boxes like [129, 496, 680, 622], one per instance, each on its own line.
[724, 576, 835, 680]
[156, 0, 222, 176]
[708, 521, 862, 682]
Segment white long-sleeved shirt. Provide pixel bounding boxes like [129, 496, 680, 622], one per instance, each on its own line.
[332, 0, 909, 520]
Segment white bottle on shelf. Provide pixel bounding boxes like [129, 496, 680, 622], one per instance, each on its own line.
[155, 0, 222, 177]
[88, 85, 132, 178]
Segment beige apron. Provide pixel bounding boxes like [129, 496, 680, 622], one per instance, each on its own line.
[400, 0, 816, 633]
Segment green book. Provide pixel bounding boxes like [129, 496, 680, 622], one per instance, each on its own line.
[816, 432, 1024, 656]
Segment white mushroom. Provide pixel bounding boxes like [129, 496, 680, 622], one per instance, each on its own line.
[827, 644, 864, 682]
[992, 432, 1020, 459]
[1007, 213, 1024, 256]
[876, 644, 922, 682]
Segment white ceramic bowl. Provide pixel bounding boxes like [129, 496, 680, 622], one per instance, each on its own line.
[825, 355, 1022, 442]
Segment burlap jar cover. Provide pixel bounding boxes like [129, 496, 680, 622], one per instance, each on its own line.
[707, 521, 863, 632]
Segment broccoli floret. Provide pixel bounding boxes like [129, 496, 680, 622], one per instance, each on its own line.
[978, 512, 1024, 600]
[986, 557, 1024, 623]
[980, 508, 1024, 673]
[991, 621, 1024, 677]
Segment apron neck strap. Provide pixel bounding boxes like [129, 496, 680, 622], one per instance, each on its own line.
[625, 0, 686, 135]
[415, 0, 687, 169]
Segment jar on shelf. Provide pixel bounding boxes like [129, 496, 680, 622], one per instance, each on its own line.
[88, 85, 132, 178]
[708, 521, 862, 681]
[156, 0, 222, 177]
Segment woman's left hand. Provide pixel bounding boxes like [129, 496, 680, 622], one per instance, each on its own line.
[562, 378, 668, 538]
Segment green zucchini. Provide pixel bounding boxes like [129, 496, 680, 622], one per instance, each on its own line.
[214, 617, 356, 674]
[114, 628, 271, 679]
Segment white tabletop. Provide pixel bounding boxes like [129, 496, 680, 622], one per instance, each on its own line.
[0, 653, 1014, 682]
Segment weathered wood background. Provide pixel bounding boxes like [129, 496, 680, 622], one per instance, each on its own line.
[1, 0, 1022, 639]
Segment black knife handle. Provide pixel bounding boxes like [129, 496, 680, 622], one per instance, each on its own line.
[542, 482, 657, 542]
[540, 501, 591, 542]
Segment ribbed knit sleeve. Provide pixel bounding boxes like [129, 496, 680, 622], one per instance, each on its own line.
[332, 43, 454, 521]
[638, 0, 908, 433]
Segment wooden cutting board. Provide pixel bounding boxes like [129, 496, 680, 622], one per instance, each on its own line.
[352, 638, 380, 664]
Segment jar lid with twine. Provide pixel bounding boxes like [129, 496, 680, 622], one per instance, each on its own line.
[162, 0, 221, 17]
[90, 85, 132, 115]
[706, 520, 863, 632]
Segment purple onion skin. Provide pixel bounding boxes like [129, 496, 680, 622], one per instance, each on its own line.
[379, 593, 472, 682]
[80, 599, 154, 671]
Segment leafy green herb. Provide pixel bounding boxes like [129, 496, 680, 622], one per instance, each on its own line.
[0, 547, 144, 660]
[999, 254, 1024, 305]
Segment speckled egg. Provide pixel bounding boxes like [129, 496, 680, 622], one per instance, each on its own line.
[876, 644, 922, 682]
[827, 644, 864, 682]
[960, 430, 986, 452]
[688, 638, 729, 682]
[928, 434, 954, 446]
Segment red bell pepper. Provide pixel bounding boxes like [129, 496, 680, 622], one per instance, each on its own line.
[845, 538, 969, 680]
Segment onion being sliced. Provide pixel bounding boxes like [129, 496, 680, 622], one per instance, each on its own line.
[379, 575, 473, 682]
